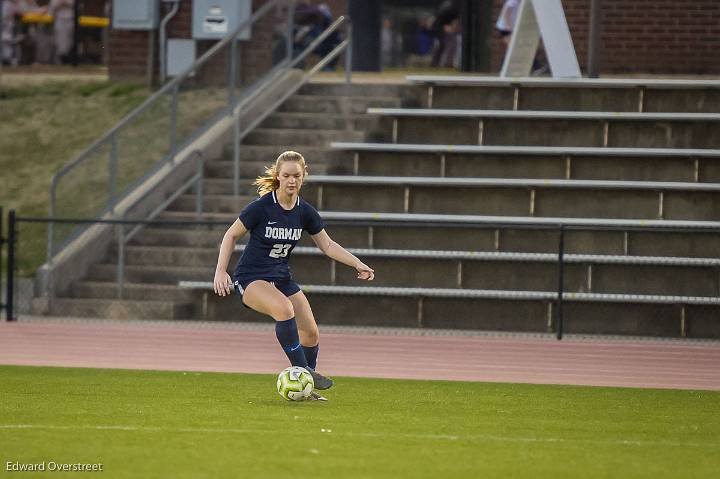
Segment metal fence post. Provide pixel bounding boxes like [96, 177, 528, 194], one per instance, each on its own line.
[0, 207, 4, 318]
[116, 224, 125, 300]
[556, 224, 565, 340]
[286, 0, 296, 61]
[229, 39, 238, 104]
[170, 83, 179, 162]
[233, 115, 240, 197]
[345, 20, 353, 86]
[7, 210, 16, 321]
[47, 178, 57, 262]
[196, 155, 204, 220]
[109, 133, 118, 212]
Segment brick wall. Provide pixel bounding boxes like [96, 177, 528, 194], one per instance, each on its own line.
[490, 0, 720, 74]
[108, 0, 273, 84]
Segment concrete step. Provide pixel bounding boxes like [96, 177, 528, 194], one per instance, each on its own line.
[169, 182, 720, 223]
[260, 112, 379, 131]
[131, 227, 226, 247]
[219, 145, 336, 164]
[299, 82, 412, 97]
[207, 157, 345, 178]
[202, 288, 719, 338]
[46, 297, 196, 320]
[71, 281, 197, 302]
[388, 116, 720, 149]
[326, 150, 720, 183]
[278, 95, 401, 114]
[204, 160, 283, 179]
[87, 263, 209, 285]
[116, 245, 720, 297]
[194, 180, 255, 197]
[428, 85, 720, 113]
[242, 128, 364, 146]
[145, 213, 720, 259]
[299, 182, 720, 222]
[169, 194, 257, 214]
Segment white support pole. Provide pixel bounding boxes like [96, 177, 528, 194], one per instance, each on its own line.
[500, 0, 581, 79]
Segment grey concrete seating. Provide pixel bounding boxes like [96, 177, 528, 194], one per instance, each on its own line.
[263, 246, 720, 297]
[405, 75, 720, 89]
[316, 211, 720, 229]
[112, 243, 720, 297]
[330, 142, 720, 158]
[329, 141, 720, 183]
[134, 220, 720, 260]
[177, 280, 720, 336]
[296, 177, 720, 222]
[153, 210, 720, 257]
[405, 75, 720, 113]
[364, 108, 720, 148]
[178, 281, 720, 306]
[236, 245, 720, 266]
[307, 174, 720, 192]
[368, 108, 720, 121]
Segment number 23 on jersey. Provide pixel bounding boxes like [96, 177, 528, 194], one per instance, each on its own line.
[269, 244, 292, 258]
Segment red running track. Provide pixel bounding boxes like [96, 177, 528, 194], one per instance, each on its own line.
[1, 320, 719, 391]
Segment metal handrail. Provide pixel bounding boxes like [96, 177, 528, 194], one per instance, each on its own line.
[47, 0, 284, 260]
[116, 151, 205, 299]
[12, 211, 720, 334]
[231, 16, 348, 122]
[115, 17, 353, 295]
[231, 16, 352, 195]
[50, 0, 281, 183]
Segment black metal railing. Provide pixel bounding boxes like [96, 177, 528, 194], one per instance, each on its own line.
[6, 212, 720, 339]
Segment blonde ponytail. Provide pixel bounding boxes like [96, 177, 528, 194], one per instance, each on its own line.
[253, 151, 308, 196]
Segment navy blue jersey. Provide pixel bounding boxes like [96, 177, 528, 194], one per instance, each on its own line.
[233, 191, 324, 280]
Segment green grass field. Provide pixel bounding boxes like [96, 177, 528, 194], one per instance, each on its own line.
[0, 365, 718, 478]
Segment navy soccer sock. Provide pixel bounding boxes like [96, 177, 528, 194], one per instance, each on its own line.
[275, 318, 309, 368]
[301, 344, 319, 370]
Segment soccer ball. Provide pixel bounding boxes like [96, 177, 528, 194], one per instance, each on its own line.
[276, 366, 314, 401]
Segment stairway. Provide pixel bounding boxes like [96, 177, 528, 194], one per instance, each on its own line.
[44, 83, 406, 320]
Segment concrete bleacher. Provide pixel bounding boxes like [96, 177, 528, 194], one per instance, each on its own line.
[405, 76, 720, 112]
[179, 77, 720, 337]
[327, 144, 720, 184]
[367, 108, 720, 149]
[50, 77, 720, 338]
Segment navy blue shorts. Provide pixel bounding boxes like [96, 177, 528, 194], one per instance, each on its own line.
[233, 276, 301, 307]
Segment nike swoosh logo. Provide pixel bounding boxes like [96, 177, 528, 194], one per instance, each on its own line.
[290, 344, 301, 352]
[268, 221, 278, 225]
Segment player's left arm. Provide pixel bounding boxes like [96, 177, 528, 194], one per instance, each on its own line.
[310, 229, 374, 281]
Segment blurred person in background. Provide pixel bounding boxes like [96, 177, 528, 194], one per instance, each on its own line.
[380, 16, 393, 67]
[2, 0, 43, 65]
[495, 0, 519, 47]
[292, 2, 340, 70]
[46, 0, 73, 64]
[2, 0, 22, 65]
[430, 0, 459, 68]
[416, 15, 434, 58]
[441, 16, 461, 68]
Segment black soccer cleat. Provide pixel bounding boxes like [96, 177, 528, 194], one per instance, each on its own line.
[309, 369, 334, 390]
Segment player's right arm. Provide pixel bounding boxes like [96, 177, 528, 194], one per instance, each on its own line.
[214, 218, 248, 296]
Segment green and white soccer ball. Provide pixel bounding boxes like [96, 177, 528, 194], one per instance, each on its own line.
[276, 366, 314, 401]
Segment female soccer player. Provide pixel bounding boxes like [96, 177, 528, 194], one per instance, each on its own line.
[213, 151, 375, 393]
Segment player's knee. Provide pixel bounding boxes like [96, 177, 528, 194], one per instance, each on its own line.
[301, 326, 319, 346]
[273, 300, 295, 321]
